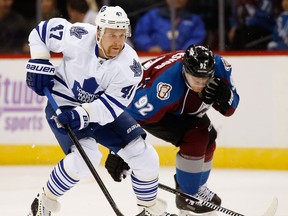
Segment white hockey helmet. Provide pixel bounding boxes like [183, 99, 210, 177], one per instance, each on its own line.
[95, 5, 131, 37]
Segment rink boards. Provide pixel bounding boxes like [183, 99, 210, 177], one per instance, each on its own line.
[0, 144, 288, 170]
[0, 53, 288, 170]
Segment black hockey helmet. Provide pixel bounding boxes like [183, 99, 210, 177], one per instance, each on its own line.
[183, 45, 215, 78]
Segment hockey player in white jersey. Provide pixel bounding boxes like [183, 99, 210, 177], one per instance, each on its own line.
[26, 5, 176, 216]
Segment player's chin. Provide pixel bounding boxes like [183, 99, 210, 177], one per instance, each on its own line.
[108, 49, 121, 57]
[192, 86, 205, 93]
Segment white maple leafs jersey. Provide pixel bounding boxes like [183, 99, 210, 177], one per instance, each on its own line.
[28, 18, 143, 126]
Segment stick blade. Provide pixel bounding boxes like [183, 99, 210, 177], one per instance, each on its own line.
[135, 209, 145, 216]
[261, 197, 278, 216]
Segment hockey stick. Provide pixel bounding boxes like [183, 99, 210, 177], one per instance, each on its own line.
[121, 167, 277, 216]
[158, 183, 278, 216]
[44, 88, 144, 216]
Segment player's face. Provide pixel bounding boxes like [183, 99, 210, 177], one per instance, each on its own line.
[185, 72, 210, 93]
[99, 28, 127, 58]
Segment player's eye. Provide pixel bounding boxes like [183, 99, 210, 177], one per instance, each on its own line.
[105, 33, 126, 39]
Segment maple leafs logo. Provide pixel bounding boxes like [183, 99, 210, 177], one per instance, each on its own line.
[70, 26, 88, 39]
[72, 78, 102, 103]
[130, 59, 142, 77]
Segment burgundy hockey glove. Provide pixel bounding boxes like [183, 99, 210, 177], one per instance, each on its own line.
[105, 152, 130, 182]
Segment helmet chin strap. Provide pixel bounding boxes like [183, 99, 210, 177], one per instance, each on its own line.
[96, 28, 126, 59]
[96, 29, 110, 59]
[182, 69, 194, 90]
[182, 68, 208, 93]
[97, 41, 126, 59]
[98, 42, 109, 59]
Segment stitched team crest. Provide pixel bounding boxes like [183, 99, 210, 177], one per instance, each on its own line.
[130, 59, 142, 77]
[70, 26, 88, 39]
[72, 78, 102, 103]
[156, 82, 172, 100]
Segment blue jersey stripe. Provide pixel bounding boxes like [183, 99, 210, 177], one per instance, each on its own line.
[104, 93, 126, 110]
[99, 97, 117, 119]
[41, 20, 49, 44]
[54, 75, 68, 88]
[52, 90, 78, 103]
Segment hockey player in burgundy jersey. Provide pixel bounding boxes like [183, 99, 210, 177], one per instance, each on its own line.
[105, 45, 240, 216]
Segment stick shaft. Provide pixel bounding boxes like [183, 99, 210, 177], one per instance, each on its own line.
[44, 88, 124, 216]
[158, 183, 245, 216]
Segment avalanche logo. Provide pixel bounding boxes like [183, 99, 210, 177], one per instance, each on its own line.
[156, 82, 172, 100]
[72, 78, 102, 103]
[130, 59, 142, 77]
[70, 26, 88, 39]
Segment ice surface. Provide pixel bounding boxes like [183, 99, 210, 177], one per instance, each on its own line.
[0, 166, 287, 216]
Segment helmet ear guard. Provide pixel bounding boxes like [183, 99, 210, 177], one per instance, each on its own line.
[183, 45, 215, 78]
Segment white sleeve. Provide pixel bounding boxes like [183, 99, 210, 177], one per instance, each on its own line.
[82, 74, 138, 125]
[82, 56, 143, 125]
[28, 18, 71, 59]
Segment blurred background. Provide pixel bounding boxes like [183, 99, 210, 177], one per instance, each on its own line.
[1, 0, 287, 53]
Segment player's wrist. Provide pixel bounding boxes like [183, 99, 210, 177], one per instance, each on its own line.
[74, 106, 90, 130]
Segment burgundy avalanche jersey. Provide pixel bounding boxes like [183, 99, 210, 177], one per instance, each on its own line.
[127, 51, 239, 124]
